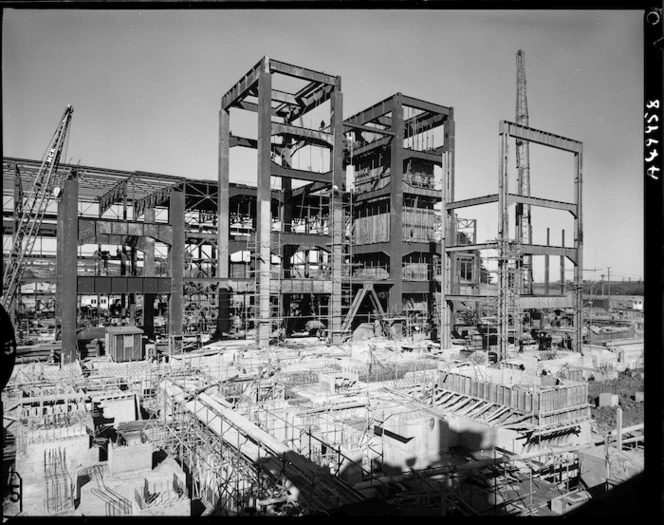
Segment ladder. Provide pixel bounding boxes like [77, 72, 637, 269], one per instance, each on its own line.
[2, 106, 74, 311]
[341, 192, 355, 331]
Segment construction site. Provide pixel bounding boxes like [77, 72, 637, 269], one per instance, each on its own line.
[1, 54, 645, 517]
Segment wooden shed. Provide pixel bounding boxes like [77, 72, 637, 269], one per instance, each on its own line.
[105, 326, 144, 363]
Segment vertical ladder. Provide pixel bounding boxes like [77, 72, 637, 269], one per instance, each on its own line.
[341, 192, 355, 331]
[270, 212, 283, 342]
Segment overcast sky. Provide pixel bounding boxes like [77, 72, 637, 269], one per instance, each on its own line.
[3, 9, 644, 282]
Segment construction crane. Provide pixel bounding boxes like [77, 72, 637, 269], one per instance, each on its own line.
[2, 105, 74, 313]
[515, 50, 533, 295]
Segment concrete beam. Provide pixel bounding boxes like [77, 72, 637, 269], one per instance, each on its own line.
[521, 244, 577, 264]
[500, 121, 583, 154]
[77, 276, 171, 295]
[229, 135, 258, 149]
[269, 59, 337, 85]
[271, 163, 332, 183]
[350, 136, 391, 157]
[271, 123, 333, 148]
[345, 97, 393, 126]
[221, 57, 263, 109]
[343, 121, 395, 136]
[401, 94, 452, 116]
[446, 243, 499, 253]
[403, 149, 444, 164]
[446, 194, 499, 210]
[508, 194, 577, 216]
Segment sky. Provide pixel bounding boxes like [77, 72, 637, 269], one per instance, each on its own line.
[2, 8, 644, 282]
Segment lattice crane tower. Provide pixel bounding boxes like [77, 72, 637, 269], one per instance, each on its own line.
[515, 50, 533, 295]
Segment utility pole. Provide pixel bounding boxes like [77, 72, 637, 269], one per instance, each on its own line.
[607, 267, 611, 309]
[601, 274, 605, 297]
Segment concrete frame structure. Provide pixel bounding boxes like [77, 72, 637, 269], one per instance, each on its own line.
[4, 59, 581, 363]
[218, 57, 345, 348]
[4, 59, 456, 354]
[345, 93, 454, 318]
[440, 121, 583, 357]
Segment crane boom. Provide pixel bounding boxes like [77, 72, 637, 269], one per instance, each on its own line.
[2, 105, 74, 311]
[515, 50, 533, 294]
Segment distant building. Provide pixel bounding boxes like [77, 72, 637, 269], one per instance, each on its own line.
[80, 295, 109, 310]
[630, 298, 643, 311]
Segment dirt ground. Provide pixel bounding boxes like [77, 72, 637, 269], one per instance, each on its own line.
[586, 370, 644, 434]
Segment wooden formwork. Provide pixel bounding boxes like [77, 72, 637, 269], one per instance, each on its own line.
[437, 370, 590, 426]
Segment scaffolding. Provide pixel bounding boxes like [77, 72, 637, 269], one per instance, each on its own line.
[143, 377, 365, 515]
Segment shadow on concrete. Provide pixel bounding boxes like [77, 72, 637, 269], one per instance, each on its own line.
[565, 472, 649, 517]
[328, 426, 498, 516]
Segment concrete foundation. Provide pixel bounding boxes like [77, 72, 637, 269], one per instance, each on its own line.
[381, 412, 449, 471]
[21, 426, 91, 473]
[93, 393, 137, 424]
[108, 442, 153, 475]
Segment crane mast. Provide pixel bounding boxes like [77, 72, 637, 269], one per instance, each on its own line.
[515, 50, 533, 295]
[2, 105, 74, 312]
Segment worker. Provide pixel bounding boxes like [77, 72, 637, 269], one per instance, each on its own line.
[374, 318, 382, 337]
[545, 333, 553, 350]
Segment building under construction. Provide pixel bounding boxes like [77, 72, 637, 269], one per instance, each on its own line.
[2, 56, 644, 517]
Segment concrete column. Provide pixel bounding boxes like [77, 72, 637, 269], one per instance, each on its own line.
[281, 139, 294, 233]
[256, 58, 272, 348]
[61, 172, 79, 365]
[330, 77, 344, 341]
[169, 187, 185, 353]
[55, 194, 64, 324]
[498, 131, 510, 360]
[129, 246, 137, 324]
[560, 229, 566, 295]
[217, 106, 232, 336]
[143, 207, 156, 339]
[439, 112, 455, 346]
[120, 246, 127, 315]
[440, 150, 452, 349]
[447, 108, 456, 202]
[281, 141, 294, 330]
[545, 227, 550, 295]
[574, 150, 584, 353]
[388, 94, 404, 314]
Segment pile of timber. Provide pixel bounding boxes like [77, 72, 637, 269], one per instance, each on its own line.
[16, 342, 60, 362]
